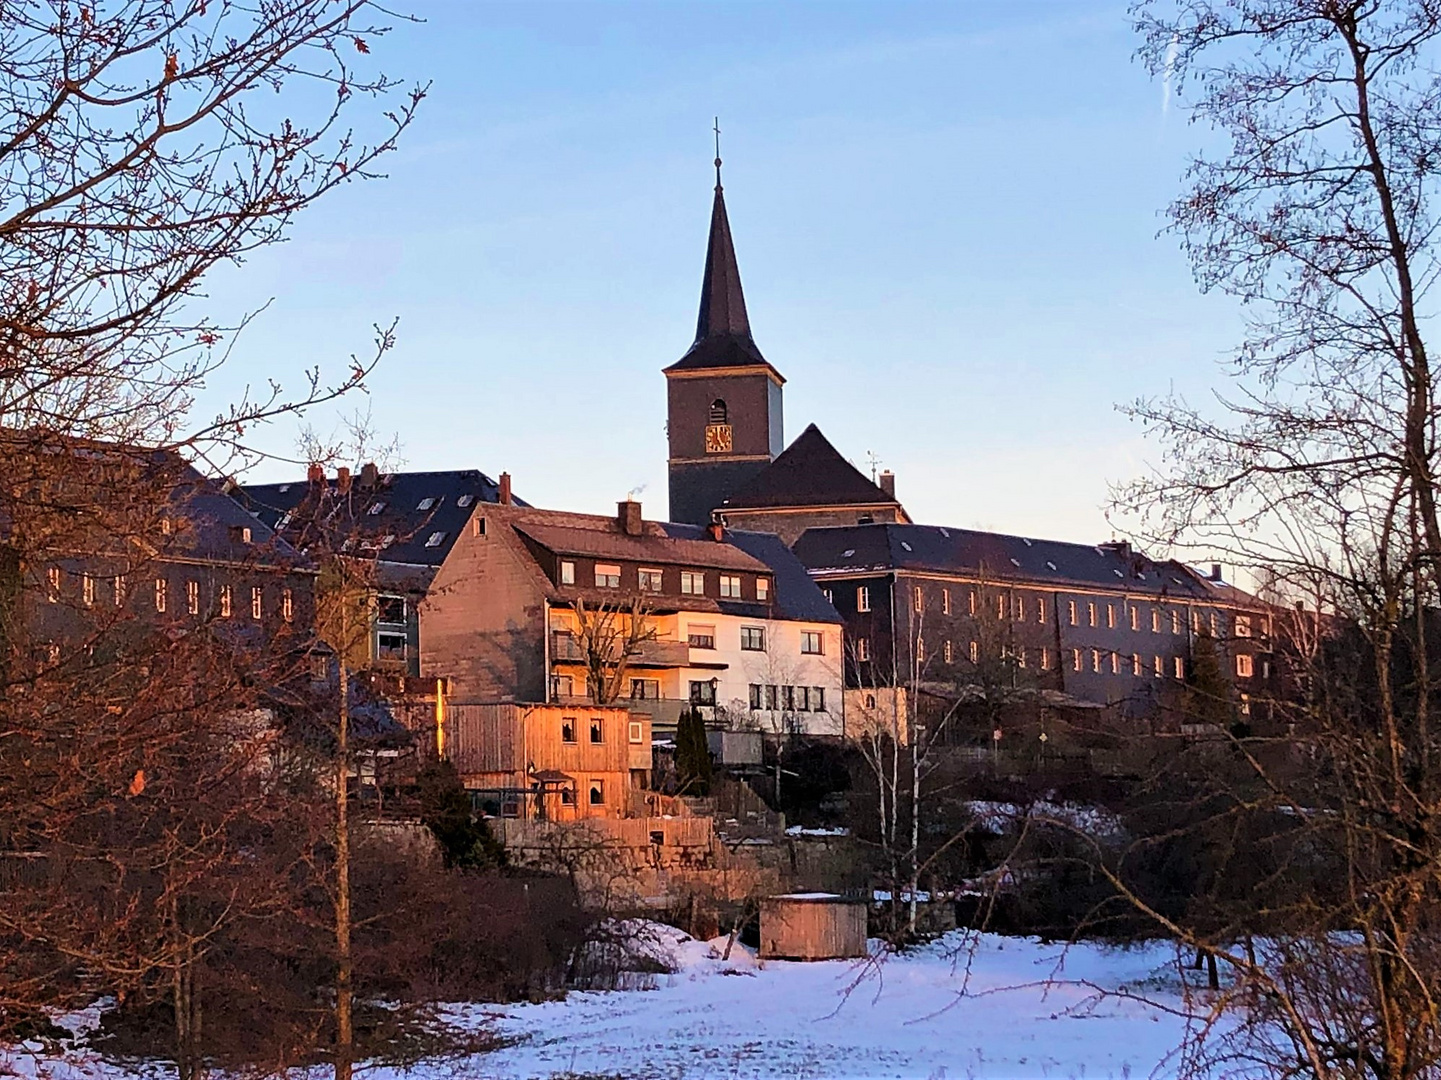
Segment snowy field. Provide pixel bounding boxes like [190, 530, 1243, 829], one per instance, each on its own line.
[467, 927, 1208, 1080]
[4, 929, 1215, 1080]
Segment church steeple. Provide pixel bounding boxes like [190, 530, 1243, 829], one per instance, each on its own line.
[695, 181, 751, 343]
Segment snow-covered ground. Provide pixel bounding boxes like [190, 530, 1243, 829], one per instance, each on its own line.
[4, 928, 1214, 1080]
[468, 927, 1207, 1080]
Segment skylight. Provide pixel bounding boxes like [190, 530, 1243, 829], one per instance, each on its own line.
[1046, 561, 1058, 571]
[938, 528, 950, 538]
[900, 542, 913, 552]
[278, 483, 290, 493]
[1010, 557, 1021, 567]
[1113, 569, 1124, 578]
[368, 501, 386, 516]
[456, 494, 475, 507]
[425, 531, 446, 548]
[1022, 538, 1033, 546]
[417, 497, 436, 511]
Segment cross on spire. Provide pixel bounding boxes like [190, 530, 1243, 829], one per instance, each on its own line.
[713, 116, 722, 189]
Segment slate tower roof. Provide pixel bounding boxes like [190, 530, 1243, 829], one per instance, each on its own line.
[722, 424, 898, 511]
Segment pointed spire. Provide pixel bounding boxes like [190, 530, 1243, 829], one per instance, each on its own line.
[695, 182, 751, 343]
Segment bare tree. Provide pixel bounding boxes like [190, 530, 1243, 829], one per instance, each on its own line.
[568, 595, 657, 706]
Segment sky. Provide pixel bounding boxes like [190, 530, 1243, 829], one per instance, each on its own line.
[200, 0, 1246, 548]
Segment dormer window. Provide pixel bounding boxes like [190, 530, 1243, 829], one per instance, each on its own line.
[709, 399, 727, 423]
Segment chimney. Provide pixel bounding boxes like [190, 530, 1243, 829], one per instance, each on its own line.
[707, 521, 724, 542]
[1210, 563, 1223, 582]
[335, 466, 351, 494]
[618, 499, 643, 536]
[307, 462, 324, 487]
[878, 470, 895, 499]
[359, 461, 379, 489]
[1295, 600, 1306, 612]
[498, 472, 512, 506]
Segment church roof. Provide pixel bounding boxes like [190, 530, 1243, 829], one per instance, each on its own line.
[721, 424, 900, 511]
[664, 180, 782, 379]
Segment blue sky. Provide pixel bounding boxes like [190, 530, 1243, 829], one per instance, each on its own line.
[204, 0, 1243, 546]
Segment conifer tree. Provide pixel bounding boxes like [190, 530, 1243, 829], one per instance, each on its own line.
[674, 709, 712, 797]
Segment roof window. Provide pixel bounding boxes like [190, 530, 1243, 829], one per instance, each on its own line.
[278, 483, 291, 493]
[939, 528, 950, 538]
[1010, 557, 1021, 567]
[456, 494, 475, 507]
[368, 501, 386, 516]
[424, 531, 446, 548]
[1113, 569, 1124, 578]
[417, 497, 437, 511]
[1022, 537, 1033, 546]
[901, 541, 913, 552]
[842, 549, 855, 558]
[1046, 561, 1058, 571]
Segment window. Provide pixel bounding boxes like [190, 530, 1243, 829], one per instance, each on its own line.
[823, 587, 833, 603]
[1154, 655, 1164, 676]
[709, 399, 727, 423]
[1209, 612, 1217, 636]
[416, 497, 436, 511]
[913, 585, 923, 612]
[46, 567, 60, 602]
[368, 501, 386, 516]
[561, 787, 576, 806]
[764, 684, 778, 709]
[969, 590, 977, 616]
[1110, 651, 1120, 674]
[1236, 654, 1254, 678]
[813, 687, 827, 712]
[629, 721, 644, 744]
[82, 574, 95, 608]
[1016, 647, 1026, 668]
[376, 631, 407, 660]
[1072, 648, 1082, 672]
[377, 595, 406, 625]
[943, 640, 953, 663]
[756, 577, 769, 601]
[219, 584, 232, 617]
[720, 575, 742, 598]
[1087, 602, 1097, 627]
[856, 639, 870, 662]
[689, 680, 717, 705]
[424, 531, 446, 548]
[856, 585, 871, 612]
[590, 718, 604, 743]
[970, 640, 979, 663]
[1235, 614, 1252, 638]
[781, 685, 795, 710]
[916, 637, 925, 662]
[560, 561, 575, 585]
[687, 625, 716, 649]
[1038, 600, 1046, 624]
[552, 675, 574, 700]
[155, 578, 167, 613]
[113, 575, 124, 607]
[472, 518, 486, 537]
[310, 654, 328, 681]
[186, 580, 199, 615]
[594, 563, 621, 588]
[1174, 656, 1185, 679]
[1040, 647, 1051, 670]
[630, 678, 659, 699]
[942, 588, 951, 615]
[1193, 610, 1203, 633]
[561, 718, 577, 743]
[1014, 596, 1026, 622]
[589, 780, 604, 806]
[1068, 599, 1078, 625]
[681, 571, 705, 596]
[1152, 608, 1161, 633]
[997, 593, 1006, 620]
[1091, 648, 1101, 673]
[1130, 606, 1140, 631]
[639, 568, 664, 593]
[1239, 693, 1251, 716]
[252, 586, 263, 619]
[801, 631, 823, 654]
[749, 684, 763, 709]
[740, 626, 766, 651]
[1106, 603, 1115, 629]
[1171, 610, 1182, 635]
[282, 588, 293, 622]
[160, 517, 173, 535]
[1132, 653, 1142, 676]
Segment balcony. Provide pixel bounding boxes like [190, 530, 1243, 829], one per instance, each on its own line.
[550, 632, 691, 668]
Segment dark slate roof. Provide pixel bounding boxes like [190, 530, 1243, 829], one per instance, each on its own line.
[178, 470, 306, 568]
[722, 424, 898, 511]
[792, 522, 1235, 602]
[663, 182, 782, 379]
[238, 469, 526, 568]
[514, 521, 768, 574]
[664, 522, 843, 624]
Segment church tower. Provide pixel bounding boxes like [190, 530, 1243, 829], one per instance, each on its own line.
[665, 162, 784, 525]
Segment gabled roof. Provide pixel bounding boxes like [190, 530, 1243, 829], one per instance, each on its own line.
[663, 182, 782, 380]
[513, 521, 768, 574]
[722, 424, 900, 511]
[793, 522, 1250, 604]
[663, 523, 843, 624]
[239, 469, 525, 570]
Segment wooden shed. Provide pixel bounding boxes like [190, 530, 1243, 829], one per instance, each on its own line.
[759, 893, 868, 961]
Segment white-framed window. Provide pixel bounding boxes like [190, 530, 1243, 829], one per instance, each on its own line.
[856, 638, 870, 662]
[155, 578, 167, 613]
[1132, 653, 1142, 676]
[282, 588, 293, 622]
[1235, 614, 1252, 638]
[1174, 656, 1185, 679]
[81, 574, 95, 608]
[1014, 595, 1026, 622]
[969, 590, 977, 616]
[757, 577, 769, 601]
[857, 585, 871, 612]
[1038, 599, 1047, 624]
[1110, 651, 1120, 674]
[942, 588, 951, 615]
[629, 720, 644, 744]
[1154, 654, 1164, 676]
[740, 626, 766, 651]
[687, 625, 716, 649]
[943, 640, 953, 663]
[594, 563, 621, 588]
[186, 580, 199, 615]
[1091, 648, 1101, 673]
[251, 586, 263, 619]
[913, 585, 923, 612]
[1087, 602, 1097, 627]
[424, 531, 446, 548]
[1236, 654, 1254, 678]
[720, 574, 742, 598]
[219, 584, 232, 617]
[801, 630, 823, 655]
[639, 568, 664, 593]
[1067, 599, 1077, 625]
[560, 560, 576, 585]
[1072, 648, 1082, 672]
[1040, 647, 1051, 670]
[1172, 610, 1182, 634]
[997, 593, 1006, 620]
[1152, 608, 1162, 633]
[1130, 606, 1140, 631]
[681, 570, 705, 596]
[970, 640, 979, 664]
[1106, 603, 1115, 629]
[377, 595, 406, 626]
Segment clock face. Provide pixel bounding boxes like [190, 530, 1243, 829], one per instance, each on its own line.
[705, 423, 733, 454]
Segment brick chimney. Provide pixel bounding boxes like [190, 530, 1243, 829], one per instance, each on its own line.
[498, 472, 512, 506]
[335, 466, 352, 494]
[307, 462, 324, 487]
[1210, 563, 1223, 582]
[707, 521, 724, 542]
[618, 499, 643, 536]
[878, 470, 895, 499]
[359, 461, 379, 488]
